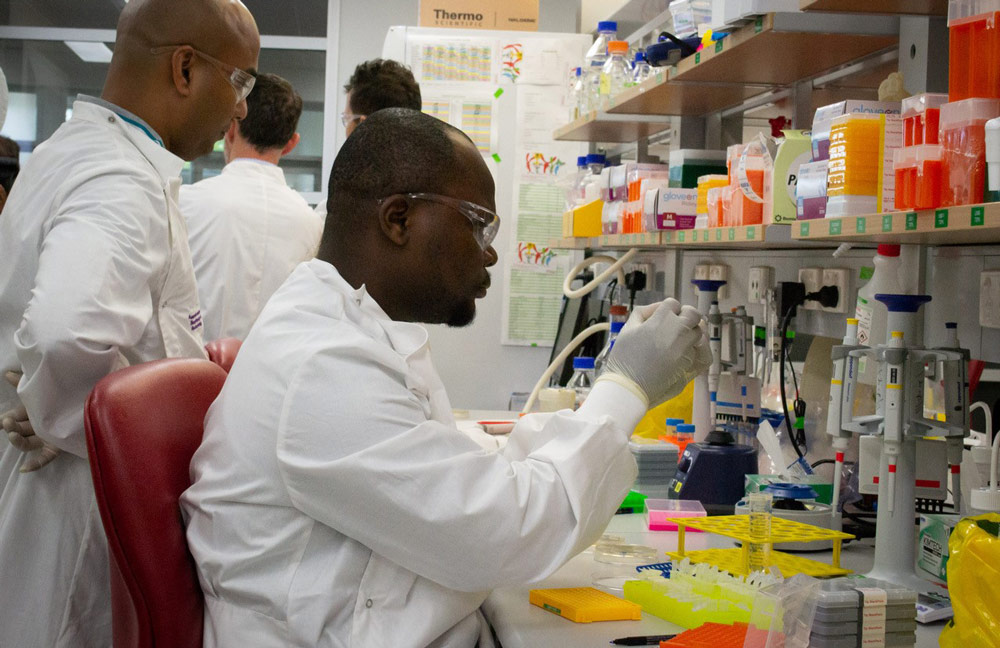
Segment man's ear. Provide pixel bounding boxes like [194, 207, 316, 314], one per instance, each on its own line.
[377, 194, 411, 247]
[170, 47, 196, 97]
[281, 132, 300, 156]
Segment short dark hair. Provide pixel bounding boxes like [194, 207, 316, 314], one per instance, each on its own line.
[345, 59, 421, 116]
[321, 108, 471, 239]
[237, 73, 303, 152]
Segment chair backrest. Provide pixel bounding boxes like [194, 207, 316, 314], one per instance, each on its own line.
[204, 337, 242, 374]
[85, 358, 228, 648]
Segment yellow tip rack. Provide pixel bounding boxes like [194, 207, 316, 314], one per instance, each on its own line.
[529, 587, 642, 623]
[665, 514, 856, 578]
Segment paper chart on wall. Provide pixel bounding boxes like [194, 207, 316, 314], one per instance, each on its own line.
[406, 36, 499, 84]
[514, 84, 573, 146]
[420, 86, 499, 158]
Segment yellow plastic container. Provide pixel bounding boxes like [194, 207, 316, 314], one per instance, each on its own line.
[570, 199, 604, 238]
[529, 587, 642, 623]
[696, 174, 728, 216]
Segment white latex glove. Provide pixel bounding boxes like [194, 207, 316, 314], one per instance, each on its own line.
[2, 370, 60, 472]
[596, 299, 712, 408]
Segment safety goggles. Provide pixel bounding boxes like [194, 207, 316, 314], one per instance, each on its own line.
[341, 112, 365, 127]
[381, 192, 500, 250]
[151, 45, 256, 103]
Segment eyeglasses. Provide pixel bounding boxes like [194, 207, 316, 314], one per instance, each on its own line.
[380, 192, 500, 250]
[341, 112, 365, 127]
[151, 45, 256, 103]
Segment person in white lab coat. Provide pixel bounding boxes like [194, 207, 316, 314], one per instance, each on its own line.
[0, 1, 259, 646]
[181, 72, 323, 342]
[181, 108, 712, 648]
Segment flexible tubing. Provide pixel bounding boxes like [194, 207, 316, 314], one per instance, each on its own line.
[521, 322, 610, 415]
[562, 249, 637, 299]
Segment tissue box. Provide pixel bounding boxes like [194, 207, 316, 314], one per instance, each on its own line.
[766, 129, 812, 223]
[652, 188, 698, 230]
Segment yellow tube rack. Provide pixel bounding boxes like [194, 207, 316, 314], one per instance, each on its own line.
[665, 515, 856, 578]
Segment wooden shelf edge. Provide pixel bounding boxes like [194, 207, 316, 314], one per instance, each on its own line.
[791, 203, 1000, 245]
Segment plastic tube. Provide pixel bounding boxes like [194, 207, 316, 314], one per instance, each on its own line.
[562, 249, 637, 299]
[521, 322, 610, 415]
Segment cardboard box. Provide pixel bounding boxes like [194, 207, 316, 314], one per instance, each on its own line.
[419, 0, 539, 31]
[652, 188, 698, 230]
[916, 513, 961, 585]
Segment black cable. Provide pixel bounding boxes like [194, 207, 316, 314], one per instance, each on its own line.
[811, 458, 835, 468]
[779, 306, 805, 459]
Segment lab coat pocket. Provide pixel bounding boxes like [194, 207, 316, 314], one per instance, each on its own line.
[351, 552, 419, 646]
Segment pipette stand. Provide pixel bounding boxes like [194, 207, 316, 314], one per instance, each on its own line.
[829, 293, 968, 592]
[691, 279, 727, 442]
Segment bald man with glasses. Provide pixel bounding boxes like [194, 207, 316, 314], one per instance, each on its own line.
[0, 1, 259, 646]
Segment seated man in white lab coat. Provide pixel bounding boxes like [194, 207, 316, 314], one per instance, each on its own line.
[181, 72, 323, 342]
[180, 108, 711, 648]
[0, 1, 259, 646]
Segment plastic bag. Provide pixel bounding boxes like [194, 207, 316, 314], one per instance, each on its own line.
[939, 513, 1000, 647]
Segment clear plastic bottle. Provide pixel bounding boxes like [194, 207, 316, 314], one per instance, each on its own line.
[564, 155, 589, 210]
[632, 50, 653, 85]
[600, 41, 632, 99]
[594, 321, 625, 376]
[746, 492, 773, 573]
[581, 153, 606, 204]
[585, 20, 618, 69]
[569, 67, 585, 121]
[855, 244, 904, 402]
[566, 356, 596, 408]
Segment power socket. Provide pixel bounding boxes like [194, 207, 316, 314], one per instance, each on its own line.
[748, 266, 774, 304]
[821, 268, 850, 313]
[709, 263, 729, 300]
[981, 270, 1000, 328]
[798, 267, 823, 310]
[694, 264, 711, 280]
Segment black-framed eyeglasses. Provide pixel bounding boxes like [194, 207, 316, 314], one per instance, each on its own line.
[150, 45, 256, 103]
[379, 192, 500, 250]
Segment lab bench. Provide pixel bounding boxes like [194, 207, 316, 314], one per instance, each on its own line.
[482, 514, 945, 648]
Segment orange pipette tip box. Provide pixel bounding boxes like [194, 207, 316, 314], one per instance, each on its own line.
[528, 587, 642, 623]
[660, 622, 749, 647]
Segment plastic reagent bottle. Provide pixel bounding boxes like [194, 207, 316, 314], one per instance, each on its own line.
[594, 320, 625, 376]
[582, 153, 606, 203]
[567, 356, 596, 408]
[632, 50, 653, 85]
[585, 21, 617, 68]
[600, 41, 632, 98]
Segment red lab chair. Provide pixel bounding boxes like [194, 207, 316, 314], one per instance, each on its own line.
[85, 358, 227, 648]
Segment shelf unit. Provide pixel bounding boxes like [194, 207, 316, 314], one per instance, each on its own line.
[552, 12, 898, 145]
[792, 202, 1000, 245]
[550, 223, 836, 251]
[553, 111, 673, 143]
[800, 0, 948, 16]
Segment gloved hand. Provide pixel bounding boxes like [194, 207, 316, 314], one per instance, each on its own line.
[2, 370, 60, 472]
[596, 299, 712, 408]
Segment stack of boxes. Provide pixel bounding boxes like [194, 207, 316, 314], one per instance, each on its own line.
[629, 438, 679, 499]
[810, 577, 918, 648]
[893, 93, 948, 211]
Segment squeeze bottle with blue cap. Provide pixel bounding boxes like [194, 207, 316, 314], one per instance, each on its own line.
[594, 305, 629, 375]
[566, 356, 596, 408]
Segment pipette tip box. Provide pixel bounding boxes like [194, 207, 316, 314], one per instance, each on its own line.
[646, 499, 706, 531]
[528, 587, 642, 623]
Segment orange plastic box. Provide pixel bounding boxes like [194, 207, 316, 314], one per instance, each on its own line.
[661, 622, 750, 648]
[902, 93, 949, 146]
[895, 144, 944, 211]
[940, 97, 1000, 206]
[948, 0, 1000, 100]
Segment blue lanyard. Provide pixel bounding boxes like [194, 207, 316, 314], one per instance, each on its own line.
[115, 111, 164, 148]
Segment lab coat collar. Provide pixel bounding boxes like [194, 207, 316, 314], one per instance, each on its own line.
[312, 260, 429, 359]
[72, 96, 184, 184]
[223, 158, 286, 183]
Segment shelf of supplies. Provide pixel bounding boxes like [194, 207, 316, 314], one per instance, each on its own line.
[791, 203, 1000, 245]
[800, 0, 948, 15]
[552, 111, 673, 143]
[601, 12, 897, 118]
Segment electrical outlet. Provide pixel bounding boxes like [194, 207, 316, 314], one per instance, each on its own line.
[694, 264, 711, 280]
[821, 268, 850, 313]
[799, 267, 823, 310]
[981, 270, 1000, 328]
[709, 263, 729, 300]
[748, 266, 774, 305]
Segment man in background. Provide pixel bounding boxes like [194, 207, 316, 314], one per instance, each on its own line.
[182, 72, 323, 341]
[0, 135, 19, 214]
[342, 58, 421, 136]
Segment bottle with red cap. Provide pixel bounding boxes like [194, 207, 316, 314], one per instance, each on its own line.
[855, 244, 904, 389]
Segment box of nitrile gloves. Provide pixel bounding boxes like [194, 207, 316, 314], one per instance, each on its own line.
[916, 513, 960, 585]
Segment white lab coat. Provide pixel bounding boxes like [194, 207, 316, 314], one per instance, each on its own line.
[181, 260, 644, 648]
[0, 98, 206, 648]
[180, 159, 324, 341]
